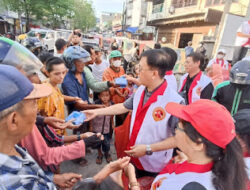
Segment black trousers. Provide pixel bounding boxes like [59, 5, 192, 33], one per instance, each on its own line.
[134, 165, 158, 178]
[232, 46, 248, 65]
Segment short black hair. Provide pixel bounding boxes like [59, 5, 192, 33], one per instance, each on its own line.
[55, 38, 67, 51]
[187, 52, 204, 70]
[83, 45, 94, 55]
[46, 56, 65, 72]
[38, 52, 53, 65]
[141, 49, 171, 78]
[154, 43, 161, 49]
[161, 47, 178, 70]
[111, 42, 118, 50]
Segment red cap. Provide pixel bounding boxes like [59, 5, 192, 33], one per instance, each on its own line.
[165, 99, 235, 149]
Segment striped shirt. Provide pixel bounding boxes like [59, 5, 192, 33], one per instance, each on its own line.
[0, 145, 56, 190]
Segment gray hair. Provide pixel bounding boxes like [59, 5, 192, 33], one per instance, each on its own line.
[0, 102, 24, 121]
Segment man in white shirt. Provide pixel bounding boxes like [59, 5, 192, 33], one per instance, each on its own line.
[91, 48, 110, 82]
[54, 38, 67, 58]
[232, 20, 250, 65]
[207, 49, 229, 70]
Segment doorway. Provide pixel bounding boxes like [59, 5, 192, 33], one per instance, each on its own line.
[178, 33, 193, 48]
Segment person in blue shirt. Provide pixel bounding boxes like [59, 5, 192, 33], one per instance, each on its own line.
[184, 41, 194, 57]
[62, 46, 105, 113]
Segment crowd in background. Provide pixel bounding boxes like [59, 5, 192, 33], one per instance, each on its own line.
[0, 20, 250, 190]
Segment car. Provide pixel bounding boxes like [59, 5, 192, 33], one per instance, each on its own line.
[55, 29, 72, 40]
[27, 29, 55, 51]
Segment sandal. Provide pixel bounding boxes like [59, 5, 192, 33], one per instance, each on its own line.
[96, 155, 103, 165]
[105, 153, 112, 163]
[79, 158, 88, 167]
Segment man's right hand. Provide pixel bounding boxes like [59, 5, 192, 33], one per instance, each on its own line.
[53, 173, 82, 188]
[80, 132, 95, 139]
[83, 110, 98, 121]
[109, 81, 120, 88]
[44, 117, 66, 130]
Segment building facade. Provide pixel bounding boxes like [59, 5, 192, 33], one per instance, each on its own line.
[146, 0, 250, 52]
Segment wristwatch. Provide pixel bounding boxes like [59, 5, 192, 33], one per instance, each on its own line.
[77, 132, 81, 141]
[146, 145, 153, 155]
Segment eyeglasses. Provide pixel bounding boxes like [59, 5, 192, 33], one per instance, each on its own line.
[176, 124, 185, 133]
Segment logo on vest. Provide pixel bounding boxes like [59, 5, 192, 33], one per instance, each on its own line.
[196, 87, 202, 96]
[152, 177, 167, 190]
[152, 107, 166, 121]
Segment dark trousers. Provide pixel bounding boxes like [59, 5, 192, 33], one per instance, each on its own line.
[97, 133, 111, 153]
[134, 165, 158, 178]
[232, 46, 248, 65]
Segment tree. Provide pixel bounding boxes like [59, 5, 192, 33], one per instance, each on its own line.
[34, 0, 74, 29]
[72, 0, 96, 31]
[2, 0, 74, 31]
[2, 0, 38, 32]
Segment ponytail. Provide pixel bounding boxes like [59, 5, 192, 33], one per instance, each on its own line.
[183, 121, 248, 190]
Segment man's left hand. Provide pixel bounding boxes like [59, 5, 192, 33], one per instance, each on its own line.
[44, 117, 65, 130]
[124, 145, 146, 158]
[53, 173, 82, 188]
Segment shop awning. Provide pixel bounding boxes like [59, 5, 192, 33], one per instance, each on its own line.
[126, 27, 138, 33]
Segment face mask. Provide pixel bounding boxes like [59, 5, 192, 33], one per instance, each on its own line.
[113, 60, 121, 67]
[217, 54, 224, 59]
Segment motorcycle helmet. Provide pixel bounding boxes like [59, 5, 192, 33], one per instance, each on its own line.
[63, 46, 91, 72]
[22, 37, 43, 56]
[230, 60, 250, 85]
[0, 37, 45, 81]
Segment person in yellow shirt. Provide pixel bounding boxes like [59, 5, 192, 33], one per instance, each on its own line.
[37, 56, 87, 135]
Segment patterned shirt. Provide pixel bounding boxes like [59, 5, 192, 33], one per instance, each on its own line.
[37, 82, 66, 136]
[36, 119, 64, 148]
[0, 145, 56, 190]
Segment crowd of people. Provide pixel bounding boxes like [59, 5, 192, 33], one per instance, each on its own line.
[0, 24, 250, 190]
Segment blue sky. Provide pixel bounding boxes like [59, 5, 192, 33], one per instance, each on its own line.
[92, 0, 124, 17]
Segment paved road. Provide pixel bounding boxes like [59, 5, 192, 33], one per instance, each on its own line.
[60, 135, 117, 179]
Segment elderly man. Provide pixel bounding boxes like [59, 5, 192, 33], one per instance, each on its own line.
[0, 65, 82, 189]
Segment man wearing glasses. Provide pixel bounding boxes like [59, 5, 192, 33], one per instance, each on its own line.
[83, 49, 183, 178]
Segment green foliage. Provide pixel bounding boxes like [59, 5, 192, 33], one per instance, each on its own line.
[34, 0, 74, 28]
[72, 0, 96, 31]
[1, 0, 96, 31]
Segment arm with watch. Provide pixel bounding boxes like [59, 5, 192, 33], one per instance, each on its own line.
[124, 136, 176, 158]
[62, 132, 97, 143]
[124, 163, 140, 190]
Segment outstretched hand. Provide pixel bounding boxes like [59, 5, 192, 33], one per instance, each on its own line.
[53, 173, 82, 188]
[44, 117, 65, 130]
[82, 110, 97, 121]
[124, 145, 146, 158]
[108, 157, 131, 173]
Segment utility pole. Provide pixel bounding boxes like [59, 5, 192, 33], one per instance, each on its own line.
[212, 0, 232, 56]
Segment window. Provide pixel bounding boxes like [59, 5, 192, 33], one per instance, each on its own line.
[172, 0, 197, 8]
[153, 0, 164, 5]
[152, 3, 164, 13]
[206, 0, 235, 6]
[152, 0, 164, 13]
